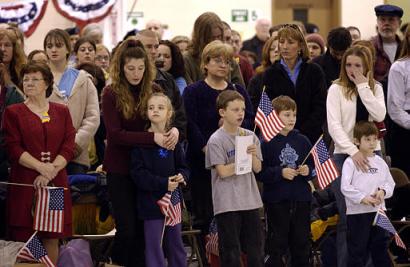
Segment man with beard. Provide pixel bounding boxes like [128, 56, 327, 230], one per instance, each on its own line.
[371, 4, 403, 89]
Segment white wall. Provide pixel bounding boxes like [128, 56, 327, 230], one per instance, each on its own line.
[340, 0, 384, 40]
[128, 0, 272, 41]
[8, 0, 125, 52]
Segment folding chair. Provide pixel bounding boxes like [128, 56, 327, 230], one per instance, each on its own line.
[181, 200, 203, 267]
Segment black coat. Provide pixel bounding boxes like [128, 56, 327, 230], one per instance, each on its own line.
[155, 69, 187, 140]
[312, 50, 341, 89]
[263, 60, 327, 143]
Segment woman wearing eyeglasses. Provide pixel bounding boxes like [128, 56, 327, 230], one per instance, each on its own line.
[263, 24, 326, 144]
[3, 62, 75, 264]
[183, 40, 253, 242]
[44, 29, 100, 175]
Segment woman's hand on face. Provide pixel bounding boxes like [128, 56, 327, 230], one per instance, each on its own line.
[33, 175, 49, 189]
[163, 127, 179, 150]
[351, 151, 370, 172]
[348, 70, 369, 85]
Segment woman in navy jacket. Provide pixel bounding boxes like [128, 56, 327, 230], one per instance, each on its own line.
[263, 24, 327, 143]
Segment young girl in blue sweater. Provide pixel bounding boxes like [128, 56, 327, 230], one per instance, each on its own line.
[130, 92, 188, 267]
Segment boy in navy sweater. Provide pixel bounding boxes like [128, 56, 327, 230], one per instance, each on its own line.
[256, 95, 314, 267]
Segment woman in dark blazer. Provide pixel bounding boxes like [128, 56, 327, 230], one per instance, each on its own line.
[263, 24, 327, 143]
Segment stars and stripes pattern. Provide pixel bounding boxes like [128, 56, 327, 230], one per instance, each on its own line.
[255, 92, 285, 142]
[157, 189, 182, 226]
[205, 219, 219, 260]
[312, 138, 339, 189]
[374, 208, 406, 249]
[17, 232, 55, 267]
[33, 187, 64, 233]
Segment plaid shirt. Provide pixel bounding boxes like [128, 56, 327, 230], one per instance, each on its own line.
[371, 34, 402, 82]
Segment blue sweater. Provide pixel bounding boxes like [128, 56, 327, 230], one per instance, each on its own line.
[183, 80, 254, 162]
[256, 130, 314, 203]
[130, 143, 189, 220]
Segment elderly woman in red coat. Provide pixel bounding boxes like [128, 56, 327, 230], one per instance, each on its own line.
[3, 62, 75, 264]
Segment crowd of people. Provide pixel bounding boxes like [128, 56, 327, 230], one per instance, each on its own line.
[0, 3, 409, 267]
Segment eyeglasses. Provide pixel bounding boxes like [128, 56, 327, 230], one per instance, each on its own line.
[211, 57, 231, 66]
[96, 55, 109, 61]
[22, 78, 44, 84]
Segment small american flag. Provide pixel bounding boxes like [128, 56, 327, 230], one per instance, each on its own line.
[374, 208, 406, 249]
[17, 232, 55, 267]
[255, 92, 285, 142]
[312, 138, 339, 189]
[205, 219, 219, 260]
[157, 189, 182, 226]
[33, 187, 64, 233]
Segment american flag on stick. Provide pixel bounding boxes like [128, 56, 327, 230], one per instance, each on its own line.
[205, 219, 219, 260]
[311, 138, 339, 189]
[157, 189, 182, 226]
[255, 91, 285, 142]
[17, 232, 55, 267]
[374, 208, 406, 249]
[33, 187, 64, 233]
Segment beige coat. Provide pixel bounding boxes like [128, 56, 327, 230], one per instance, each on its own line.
[49, 69, 100, 167]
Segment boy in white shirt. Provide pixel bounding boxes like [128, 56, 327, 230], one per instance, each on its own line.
[341, 121, 395, 267]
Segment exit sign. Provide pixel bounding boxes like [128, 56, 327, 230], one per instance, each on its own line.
[232, 9, 248, 22]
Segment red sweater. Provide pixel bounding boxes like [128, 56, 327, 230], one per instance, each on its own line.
[102, 85, 158, 175]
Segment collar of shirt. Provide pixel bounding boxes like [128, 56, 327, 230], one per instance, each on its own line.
[280, 57, 303, 86]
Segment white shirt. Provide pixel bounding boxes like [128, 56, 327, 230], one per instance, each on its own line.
[327, 82, 386, 156]
[387, 58, 410, 129]
[383, 42, 398, 63]
[341, 155, 395, 215]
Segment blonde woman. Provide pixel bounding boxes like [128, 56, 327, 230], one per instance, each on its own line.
[263, 24, 326, 143]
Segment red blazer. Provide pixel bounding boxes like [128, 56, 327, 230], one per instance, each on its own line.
[3, 102, 75, 232]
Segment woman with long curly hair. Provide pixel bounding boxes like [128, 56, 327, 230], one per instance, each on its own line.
[0, 29, 26, 89]
[184, 12, 245, 86]
[102, 39, 178, 266]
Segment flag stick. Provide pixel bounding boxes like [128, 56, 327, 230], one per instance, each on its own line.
[253, 86, 266, 133]
[160, 218, 166, 247]
[300, 134, 324, 166]
[0, 181, 68, 190]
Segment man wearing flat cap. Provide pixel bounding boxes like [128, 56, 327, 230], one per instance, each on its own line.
[371, 4, 403, 84]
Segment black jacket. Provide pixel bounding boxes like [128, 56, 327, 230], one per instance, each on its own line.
[155, 69, 187, 140]
[241, 35, 265, 64]
[263, 60, 327, 143]
[256, 130, 314, 203]
[312, 50, 341, 89]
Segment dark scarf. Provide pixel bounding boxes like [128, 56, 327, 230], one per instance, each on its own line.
[356, 94, 369, 122]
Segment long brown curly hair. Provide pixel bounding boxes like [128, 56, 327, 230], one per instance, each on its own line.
[0, 29, 26, 86]
[189, 12, 224, 59]
[335, 46, 375, 100]
[108, 39, 156, 120]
